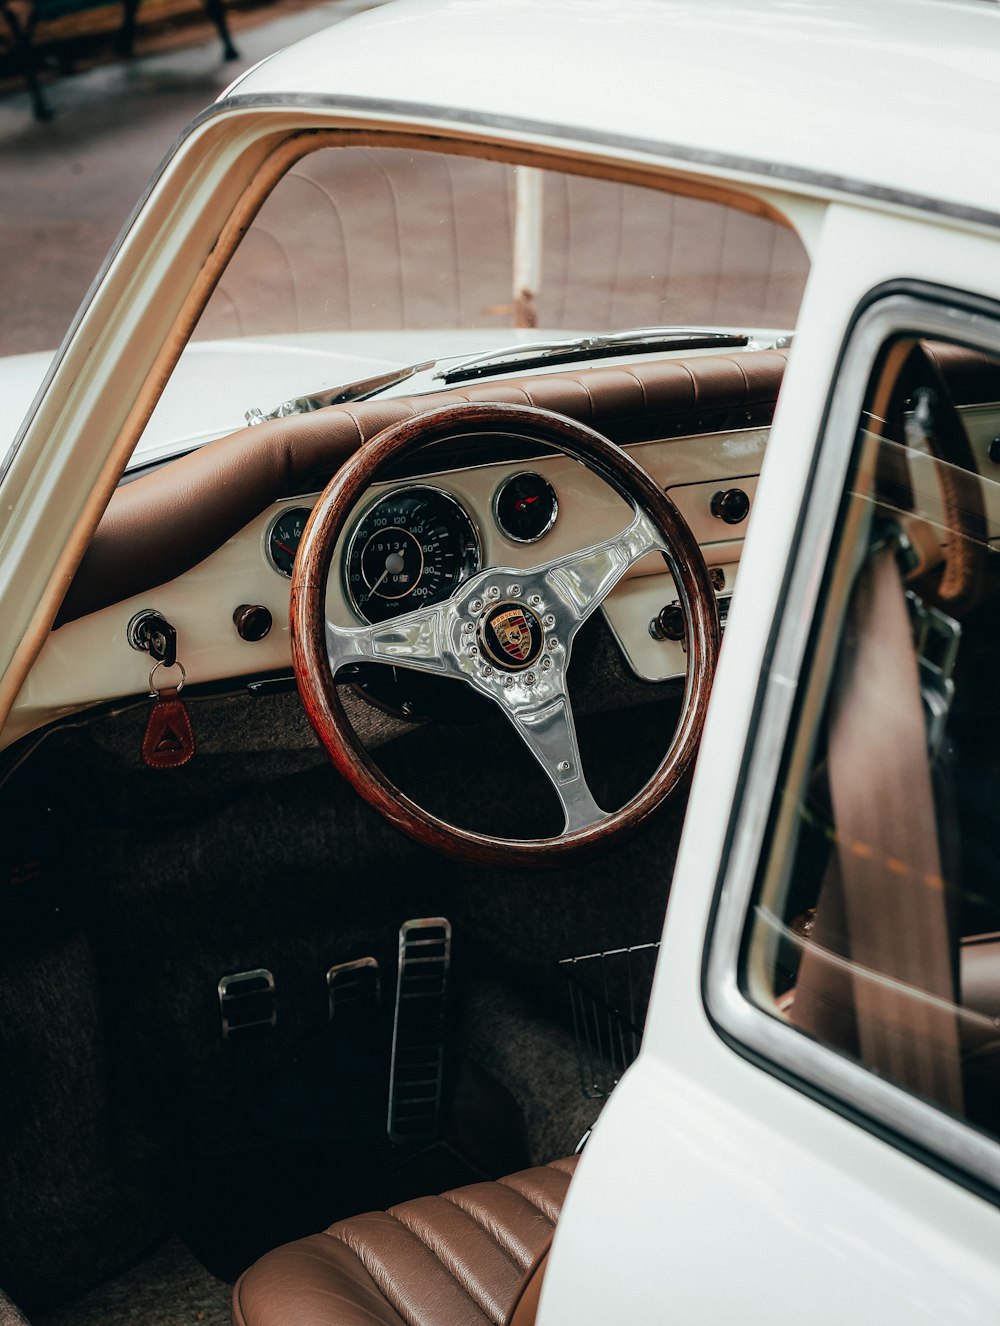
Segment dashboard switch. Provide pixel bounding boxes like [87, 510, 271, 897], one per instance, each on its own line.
[649, 603, 685, 642]
[710, 487, 750, 525]
[234, 604, 273, 642]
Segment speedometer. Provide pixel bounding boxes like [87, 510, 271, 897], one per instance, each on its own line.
[344, 486, 480, 624]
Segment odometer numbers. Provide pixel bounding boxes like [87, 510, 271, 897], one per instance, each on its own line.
[344, 487, 480, 624]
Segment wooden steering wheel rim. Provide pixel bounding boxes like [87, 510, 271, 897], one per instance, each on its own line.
[290, 401, 720, 868]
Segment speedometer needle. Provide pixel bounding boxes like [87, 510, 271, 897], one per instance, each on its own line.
[364, 550, 406, 602]
[363, 569, 390, 602]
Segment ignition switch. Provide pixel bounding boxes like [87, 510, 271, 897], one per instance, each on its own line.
[127, 610, 177, 667]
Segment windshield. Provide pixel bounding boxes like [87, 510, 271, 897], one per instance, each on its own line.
[135, 145, 808, 467]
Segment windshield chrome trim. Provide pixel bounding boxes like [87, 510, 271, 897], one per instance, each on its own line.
[704, 291, 1000, 1196]
[206, 94, 1000, 232]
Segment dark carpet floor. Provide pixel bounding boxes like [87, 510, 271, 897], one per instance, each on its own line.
[36, 1240, 231, 1326]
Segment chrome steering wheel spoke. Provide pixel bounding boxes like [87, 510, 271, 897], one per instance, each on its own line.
[542, 507, 666, 638]
[326, 601, 464, 678]
[501, 681, 605, 834]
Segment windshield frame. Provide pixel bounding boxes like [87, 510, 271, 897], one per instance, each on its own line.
[0, 96, 814, 744]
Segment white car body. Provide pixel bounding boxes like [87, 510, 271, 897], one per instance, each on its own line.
[3, 1, 999, 1321]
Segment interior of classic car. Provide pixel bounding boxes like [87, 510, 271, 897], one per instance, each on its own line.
[4, 139, 999, 1325]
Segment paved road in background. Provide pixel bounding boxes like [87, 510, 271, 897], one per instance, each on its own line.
[0, 0, 379, 357]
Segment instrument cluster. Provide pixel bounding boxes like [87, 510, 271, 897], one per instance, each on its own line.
[265, 470, 561, 625]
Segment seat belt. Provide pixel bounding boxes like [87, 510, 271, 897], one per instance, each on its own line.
[792, 546, 964, 1113]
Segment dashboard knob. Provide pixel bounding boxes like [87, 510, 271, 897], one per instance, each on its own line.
[649, 603, 685, 642]
[234, 604, 273, 642]
[710, 487, 750, 525]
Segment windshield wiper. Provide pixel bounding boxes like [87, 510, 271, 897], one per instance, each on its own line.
[244, 326, 776, 427]
[245, 361, 433, 426]
[434, 328, 756, 385]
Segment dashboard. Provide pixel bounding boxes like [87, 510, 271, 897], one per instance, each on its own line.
[7, 427, 763, 752]
[5, 350, 789, 753]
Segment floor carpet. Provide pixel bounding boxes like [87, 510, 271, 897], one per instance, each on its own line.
[36, 1240, 231, 1326]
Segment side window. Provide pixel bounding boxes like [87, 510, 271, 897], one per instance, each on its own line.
[743, 324, 1000, 1143]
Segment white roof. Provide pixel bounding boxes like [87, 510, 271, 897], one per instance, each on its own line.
[229, 0, 1000, 226]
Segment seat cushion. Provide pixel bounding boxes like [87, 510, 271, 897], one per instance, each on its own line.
[232, 1156, 578, 1326]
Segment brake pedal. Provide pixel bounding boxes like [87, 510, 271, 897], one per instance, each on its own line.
[327, 956, 381, 1025]
[388, 918, 452, 1144]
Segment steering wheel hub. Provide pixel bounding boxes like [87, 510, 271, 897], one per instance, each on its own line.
[477, 600, 546, 671]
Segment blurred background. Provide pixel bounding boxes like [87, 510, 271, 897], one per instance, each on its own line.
[0, 0, 382, 357]
[0, 0, 807, 371]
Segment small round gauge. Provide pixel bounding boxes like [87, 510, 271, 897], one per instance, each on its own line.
[493, 472, 558, 543]
[266, 506, 313, 577]
[345, 486, 480, 624]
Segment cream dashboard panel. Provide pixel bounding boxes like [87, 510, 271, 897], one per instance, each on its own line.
[5, 427, 769, 751]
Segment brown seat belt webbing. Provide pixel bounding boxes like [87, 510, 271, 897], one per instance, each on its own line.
[793, 546, 964, 1113]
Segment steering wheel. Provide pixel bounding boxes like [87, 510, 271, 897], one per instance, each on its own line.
[290, 402, 720, 867]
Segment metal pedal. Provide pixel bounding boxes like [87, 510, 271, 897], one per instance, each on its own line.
[218, 968, 276, 1040]
[387, 918, 452, 1144]
[327, 956, 381, 1024]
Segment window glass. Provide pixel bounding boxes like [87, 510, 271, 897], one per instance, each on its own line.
[744, 332, 1000, 1139]
[134, 145, 807, 466]
[196, 147, 808, 341]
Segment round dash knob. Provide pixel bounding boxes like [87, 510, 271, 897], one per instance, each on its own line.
[234, 604, 273, 642]
[649, 603, 685, 642]
[709, 487, 750, 525]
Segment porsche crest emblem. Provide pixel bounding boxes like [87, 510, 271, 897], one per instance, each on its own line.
[493, 609, 532, 660]
[477, 601, 545, 672]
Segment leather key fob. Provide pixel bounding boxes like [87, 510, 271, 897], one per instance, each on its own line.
[142, 687, 195, 769]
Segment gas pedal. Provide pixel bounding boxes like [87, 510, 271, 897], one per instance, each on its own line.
[387, 918, 451, 1144]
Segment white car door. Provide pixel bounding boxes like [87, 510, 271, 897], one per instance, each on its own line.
[541, 204, 1000, 1323]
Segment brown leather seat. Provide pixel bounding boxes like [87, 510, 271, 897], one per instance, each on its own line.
[232, 1156, 578, 1326]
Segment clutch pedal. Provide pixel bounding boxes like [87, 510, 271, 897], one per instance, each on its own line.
[387, 918, 451, 1144]
[218, 968, 276, 1040]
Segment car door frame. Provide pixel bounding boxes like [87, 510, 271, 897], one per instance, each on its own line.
[539, 203, 1000, 1325]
